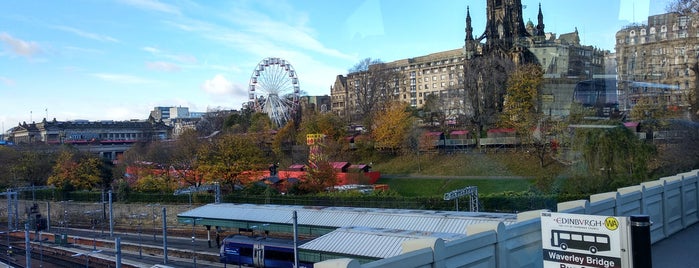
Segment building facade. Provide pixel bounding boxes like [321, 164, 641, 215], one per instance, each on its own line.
[615, 12, 699, 117]
[9, 119, 171, 144]
[332, 1, 606, 122]
[331, 49, 466, 123]
[7, 118, 171, 159]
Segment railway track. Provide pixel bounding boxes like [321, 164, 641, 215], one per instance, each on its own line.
[0, 225, 224, 267]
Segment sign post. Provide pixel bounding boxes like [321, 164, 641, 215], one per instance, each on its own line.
[541, 212, 631, 268]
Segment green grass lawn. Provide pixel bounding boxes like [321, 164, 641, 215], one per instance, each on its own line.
[376, 177, 533, 197]
[370, 151, 568, 196]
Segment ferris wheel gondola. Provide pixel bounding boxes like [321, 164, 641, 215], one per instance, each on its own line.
[248, 57, 300, 128]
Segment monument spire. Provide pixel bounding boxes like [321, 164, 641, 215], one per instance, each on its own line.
[536, 3, 545, 36]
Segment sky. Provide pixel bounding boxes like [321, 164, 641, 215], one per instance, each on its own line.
[0, 0, 673, 131]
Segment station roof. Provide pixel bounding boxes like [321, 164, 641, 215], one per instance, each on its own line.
[299, 226, 469, 259]
[178, 203, 516, 234]
[179, 203, 517, 261]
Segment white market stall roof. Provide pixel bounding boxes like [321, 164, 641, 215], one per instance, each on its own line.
[299, 226, 470, 259]
[178, 203, 516, 234]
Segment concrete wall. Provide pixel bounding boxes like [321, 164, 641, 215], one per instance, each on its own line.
[316, 169, 699, 268]
[2, 200, 198, 232]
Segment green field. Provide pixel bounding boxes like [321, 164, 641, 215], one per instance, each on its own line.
[371, 151, 566, 196]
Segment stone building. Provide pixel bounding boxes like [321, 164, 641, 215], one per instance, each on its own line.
[300, 95, 332, 113]
[331, 49, 466, 123]
[615, 12, 699, 117]
[331, 0, 607, 123]
[9, 118, 171, 144]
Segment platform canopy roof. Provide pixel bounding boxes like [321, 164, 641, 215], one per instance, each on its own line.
[299, 226, 470, 259]
[178, 203, 516, 235]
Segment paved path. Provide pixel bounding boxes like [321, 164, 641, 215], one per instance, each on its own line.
[652, 222, 699, 267]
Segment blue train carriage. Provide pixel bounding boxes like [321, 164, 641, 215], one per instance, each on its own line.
[220, 235, 314, 268]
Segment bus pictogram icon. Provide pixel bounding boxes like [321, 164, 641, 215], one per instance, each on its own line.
[551, 229, 611, 254]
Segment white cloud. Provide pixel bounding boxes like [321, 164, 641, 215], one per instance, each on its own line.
[0, 32, 41, 57]
[223, 7, 354, 61]
[146, 61, 181, 72]
[118, 0, 181, 15]
[142, 46, 197, 64]
[201, 74, 246, 97]
[52, 26, 119, 42]
[142, 46, 161, 54]
[0, 76, 15, 86]
[92, 73, 157, 84]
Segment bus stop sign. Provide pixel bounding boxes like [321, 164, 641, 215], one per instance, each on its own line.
[541, 212, 631, 268]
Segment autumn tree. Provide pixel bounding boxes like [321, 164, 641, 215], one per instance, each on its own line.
[196, 133, 268, 190]
[223, 107, 254, 133]
[166, 128, 200, 189]
[298, 160, 337, 194]
[6, 150, 54, 187]
[499, 64, 550, 166]
[372, 101, 414, 154]
[249, 112, 273, 133]
[500, 64, 544, 133]
[347, 58, 404, 127]
[272, 118, 298, 160]
[295, 110, 348, 160]
[0, 147, 20, 188]
[629, 96, 677, 131]
[48, 150, 104, 191]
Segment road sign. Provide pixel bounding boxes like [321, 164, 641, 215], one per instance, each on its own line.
[541, 212, 631, 268]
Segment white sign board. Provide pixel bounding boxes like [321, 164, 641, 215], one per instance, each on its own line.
[541, 212, 630, 268]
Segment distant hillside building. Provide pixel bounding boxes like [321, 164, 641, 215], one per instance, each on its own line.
[615, 12, 699, 116]
[331, 1, 606, 122]
[7, 118, 171, 159]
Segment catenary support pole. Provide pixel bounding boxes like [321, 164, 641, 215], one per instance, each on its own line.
[109, 190, 114, 238]
[162, 207, 168, 264]
[25, 223, 31, 268]
[293, 211, 299, 268]
[115, 236, 121, 268]
[630, 215, 652, 268]
[46, 201, 51, 232]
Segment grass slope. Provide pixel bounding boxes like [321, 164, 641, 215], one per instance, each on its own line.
[372, 151, 568, 196]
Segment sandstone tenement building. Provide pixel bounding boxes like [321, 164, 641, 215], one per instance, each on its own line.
[616, 12, 699, 117]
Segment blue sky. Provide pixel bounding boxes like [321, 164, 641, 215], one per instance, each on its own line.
[0, 0, 672, 130]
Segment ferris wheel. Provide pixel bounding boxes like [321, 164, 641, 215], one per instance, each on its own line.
[248, 57, 300, 128]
